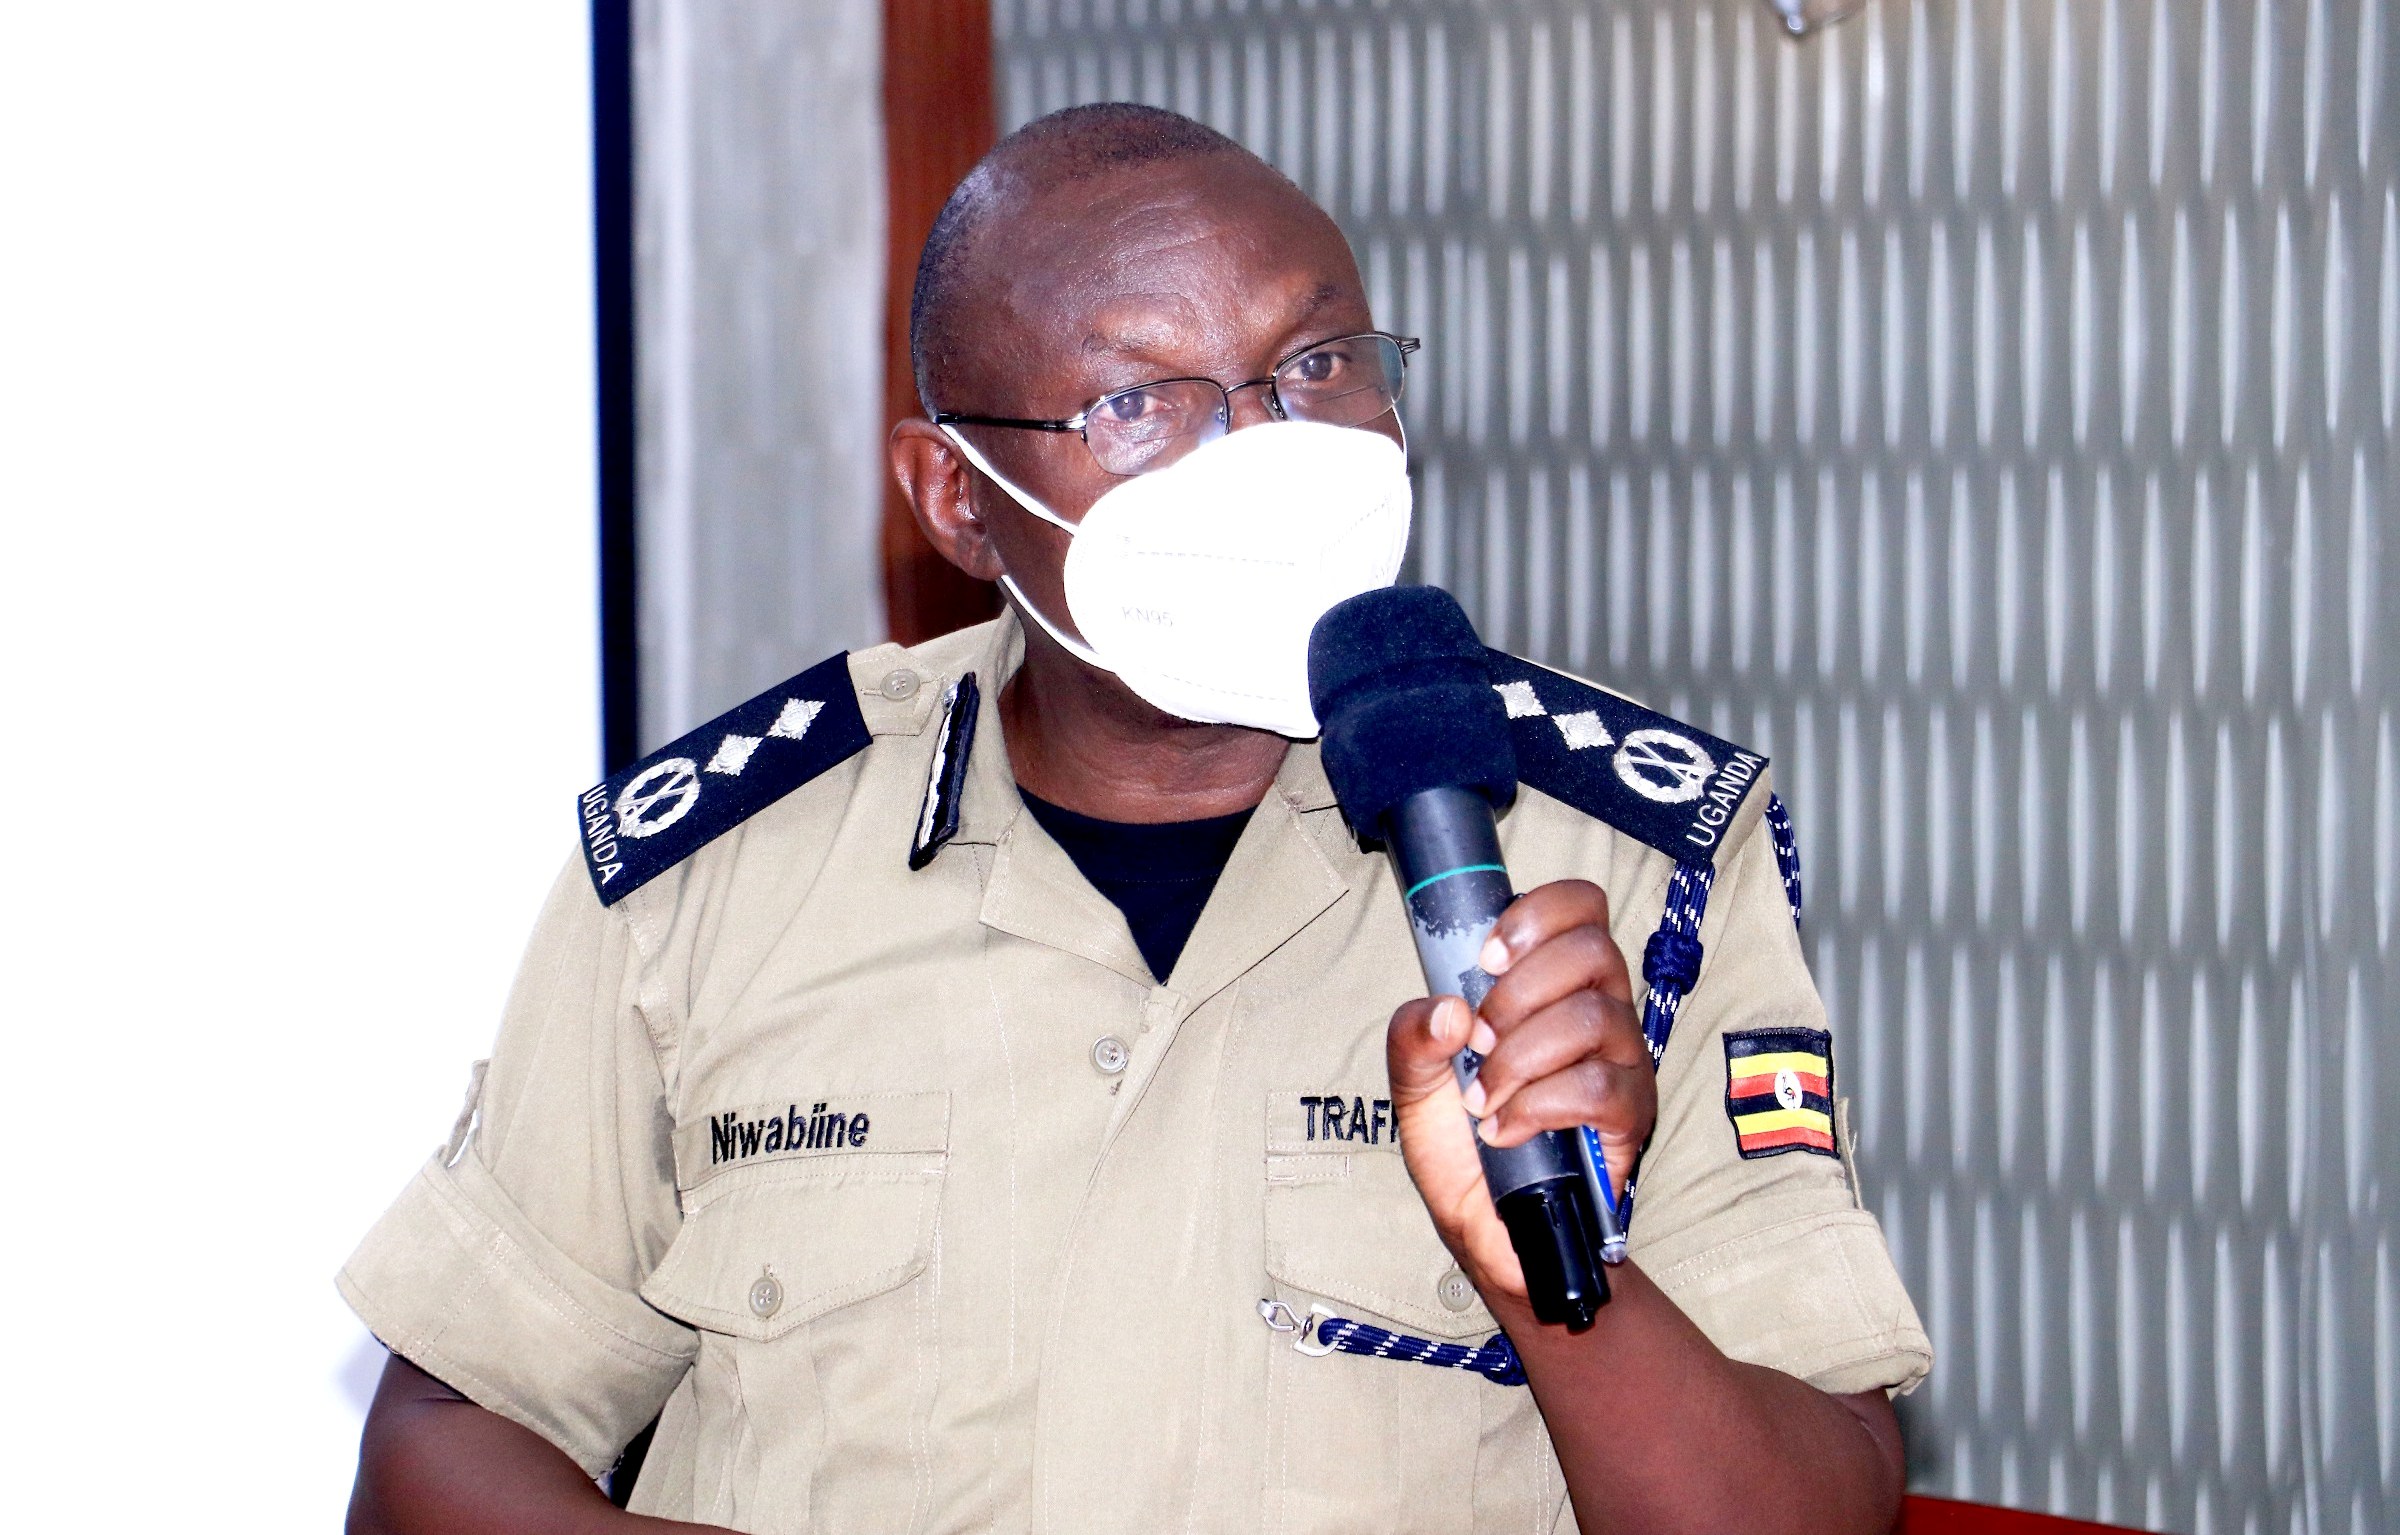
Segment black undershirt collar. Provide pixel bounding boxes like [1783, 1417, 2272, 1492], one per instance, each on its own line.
[1018, 788, 1255, 983]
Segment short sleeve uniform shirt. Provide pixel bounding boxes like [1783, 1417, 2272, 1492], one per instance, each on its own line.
[340, 614, 1930, 1533]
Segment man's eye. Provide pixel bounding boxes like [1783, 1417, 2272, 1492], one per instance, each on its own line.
[1292, 350, 1344, 384]
[1101, 388, 1160, 422]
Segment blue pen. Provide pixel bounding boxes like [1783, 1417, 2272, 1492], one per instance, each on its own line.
[1578, 1126, 1630, 1264]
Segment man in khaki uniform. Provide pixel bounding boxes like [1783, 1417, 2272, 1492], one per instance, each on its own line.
[343, 105, 1927, 1534]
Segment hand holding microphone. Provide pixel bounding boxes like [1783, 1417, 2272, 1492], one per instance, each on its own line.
[1310, 587, 1656, 1332]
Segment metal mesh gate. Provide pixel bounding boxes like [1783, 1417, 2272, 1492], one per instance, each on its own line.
[995, 2, 2398, 1529]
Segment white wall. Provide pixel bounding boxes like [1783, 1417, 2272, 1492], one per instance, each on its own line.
[633, 0, 888, 747]
[0, 6, 599, 1525]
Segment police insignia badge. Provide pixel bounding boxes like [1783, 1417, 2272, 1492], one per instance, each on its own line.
[908, 671, 981, 870]
[1723, 1026, 1837, 1158]
[1481, 649, 1769, 863]
[576, 651, 873, 905]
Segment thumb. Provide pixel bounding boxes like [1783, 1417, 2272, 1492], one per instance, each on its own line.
[1386, 993, 1528, 1300]
[1387, 995, 1473, 1105]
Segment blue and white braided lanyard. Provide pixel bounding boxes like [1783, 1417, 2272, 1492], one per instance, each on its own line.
[1261, 794, 1807, 1385]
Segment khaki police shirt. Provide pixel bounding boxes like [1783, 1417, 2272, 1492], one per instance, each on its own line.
[340, 613, 1929, 1533]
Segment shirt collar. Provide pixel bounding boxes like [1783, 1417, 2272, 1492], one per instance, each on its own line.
[942, 609, 1355, 996]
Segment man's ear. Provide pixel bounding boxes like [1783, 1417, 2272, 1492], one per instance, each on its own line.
[889, 419, 1004, 582]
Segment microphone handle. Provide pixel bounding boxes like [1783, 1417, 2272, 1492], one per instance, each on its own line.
[1385, 787, 1613, 1331]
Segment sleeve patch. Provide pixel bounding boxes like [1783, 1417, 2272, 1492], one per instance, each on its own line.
[1481, 650, 1767, 860]
[1724, 1026, 1837, 1160]
[576, 652, 872, 905]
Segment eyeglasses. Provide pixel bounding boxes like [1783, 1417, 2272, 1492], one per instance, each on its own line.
[934, 331, 1421, 477]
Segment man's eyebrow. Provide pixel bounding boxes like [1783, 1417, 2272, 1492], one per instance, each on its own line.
[1290, 282, 1348, 324]
[1077, 293, 1198, 359]
[1079, 323, 1182, 358]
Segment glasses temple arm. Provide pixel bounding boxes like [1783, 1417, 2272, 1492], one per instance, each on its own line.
[931, 412, 1087, 433]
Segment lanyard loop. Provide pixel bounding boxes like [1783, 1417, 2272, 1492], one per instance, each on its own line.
[1257, 1300, 1527, 1387]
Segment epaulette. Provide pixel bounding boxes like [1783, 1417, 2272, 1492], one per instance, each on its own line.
[1481, 649, 1769, 864]
[576, 652, 872, 905]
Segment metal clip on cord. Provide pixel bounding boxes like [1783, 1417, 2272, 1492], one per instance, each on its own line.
[1257, 1299, 1338, 1356]
[1257, 1299, 1527, 1386]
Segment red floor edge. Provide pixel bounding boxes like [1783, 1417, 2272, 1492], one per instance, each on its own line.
[1902, 1494, 2149, 1533]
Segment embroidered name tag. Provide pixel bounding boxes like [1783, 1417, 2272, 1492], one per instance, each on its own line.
[1268, 1089, 1402, 1153]
[673, 1090, 949, 1189]
[1723, 1028, 1837, 1158]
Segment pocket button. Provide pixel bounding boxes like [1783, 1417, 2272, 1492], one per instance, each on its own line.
[1437, 1268, 1477, 1312]
[749, 1270, 784, 1319]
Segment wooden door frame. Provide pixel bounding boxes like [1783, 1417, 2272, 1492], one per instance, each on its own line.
[880, 0, 1002, 645]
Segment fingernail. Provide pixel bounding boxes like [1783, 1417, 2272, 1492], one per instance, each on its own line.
[1476, 1117, 1498, 1145]
[1478, 934, 1511, 974]
[1469, 1019, 1497, 1055]
[1462, 1079, 1487, 1116]
[1437, 998, 1470, 1046]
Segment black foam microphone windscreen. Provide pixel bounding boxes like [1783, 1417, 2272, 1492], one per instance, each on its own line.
[1307, 585, 1517, 832]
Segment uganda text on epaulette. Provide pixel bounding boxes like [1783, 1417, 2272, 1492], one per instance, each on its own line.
[1481, 649, 1768, 862]
[577, 652, 872, 905]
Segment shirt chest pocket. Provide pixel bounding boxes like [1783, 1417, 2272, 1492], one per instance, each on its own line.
[1260, 1117, 1563, 1535]
[638, 1091, 948, 1533]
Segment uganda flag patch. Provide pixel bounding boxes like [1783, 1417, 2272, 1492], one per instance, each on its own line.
[1724, 1027, 1837, 1159]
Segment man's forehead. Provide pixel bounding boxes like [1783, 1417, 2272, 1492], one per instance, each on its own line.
[1019, 174, 1335, 280]
[1067, 278, 1353, 362]
[983, 180, 1356, 353]
[926, 152, 1369, 414]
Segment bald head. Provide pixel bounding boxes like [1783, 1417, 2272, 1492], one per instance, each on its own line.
[908, 103, 1309, 412]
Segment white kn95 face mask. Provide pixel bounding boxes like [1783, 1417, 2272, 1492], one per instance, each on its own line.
[940, 418, 1413, 739]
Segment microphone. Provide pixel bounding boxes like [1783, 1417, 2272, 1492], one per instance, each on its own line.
[1309, 586, 1617, 1331]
